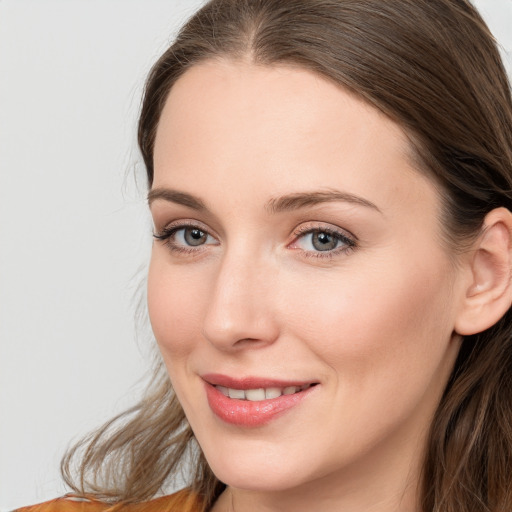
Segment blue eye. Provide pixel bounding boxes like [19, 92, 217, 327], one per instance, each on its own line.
[303, 231, 342, 251]
[175, 227, 213, 246]
[153, 224, 218, 252]
[291, 227, 356, 256]
[154, 223, 355, 258]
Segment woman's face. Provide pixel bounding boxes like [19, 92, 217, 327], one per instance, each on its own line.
[148, 60, 464, 498]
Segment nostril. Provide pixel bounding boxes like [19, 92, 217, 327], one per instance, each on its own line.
[233, 337, 268, 348]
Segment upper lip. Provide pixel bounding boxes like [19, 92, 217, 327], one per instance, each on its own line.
[201, 373, 318, 389]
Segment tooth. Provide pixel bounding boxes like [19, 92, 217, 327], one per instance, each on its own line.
[228, 388, 245, 399]
[283, 386, 297, 395]
[245, 388, 266, 401]
[265, 387, 282, 399]
[217, 385, 229, 397]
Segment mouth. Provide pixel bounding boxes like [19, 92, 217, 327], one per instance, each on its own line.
[202, 374, 319, 426]
[214, 383, 316, 401]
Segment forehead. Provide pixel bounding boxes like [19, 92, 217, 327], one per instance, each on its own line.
[152, 59, 438, 221]
[155, 58, 409, 160]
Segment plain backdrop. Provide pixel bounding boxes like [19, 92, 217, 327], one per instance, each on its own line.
[1, 1, 511, 510]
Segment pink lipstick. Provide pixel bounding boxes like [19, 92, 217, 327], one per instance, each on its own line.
[202, 374, 318, 427]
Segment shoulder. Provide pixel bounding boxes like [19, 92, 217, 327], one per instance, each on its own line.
[13, 489, 204, 512]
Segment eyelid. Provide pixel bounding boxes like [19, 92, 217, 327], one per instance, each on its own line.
[153, 219, 218, 239]
[292, 222, 357, 241]
[288, 222, 357, 258]
[153, 220, 219, 254]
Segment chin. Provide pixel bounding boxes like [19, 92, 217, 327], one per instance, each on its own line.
[199, 437, 323, 493]
[210, 462, 306, 493]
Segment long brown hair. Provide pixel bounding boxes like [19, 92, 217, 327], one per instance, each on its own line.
[62, 1, 512, 511]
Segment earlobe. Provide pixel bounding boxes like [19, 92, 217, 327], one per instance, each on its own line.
[455, 207, 512, 336]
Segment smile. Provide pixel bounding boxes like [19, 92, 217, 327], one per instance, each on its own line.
[215, 383, 314, 401]
[203, 375, 318, 426]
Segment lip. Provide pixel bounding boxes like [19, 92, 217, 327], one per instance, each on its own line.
[202, 373, 316, 389]
[202, 374, 318, 427]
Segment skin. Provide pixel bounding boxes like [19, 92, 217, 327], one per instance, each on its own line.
[147, 59, 468, 512]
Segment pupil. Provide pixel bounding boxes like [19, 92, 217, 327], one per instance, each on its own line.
[312, 231, 337, 251]
[185, 228, 206, 246]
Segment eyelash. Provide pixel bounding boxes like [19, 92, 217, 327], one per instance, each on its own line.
[153, 221, 215, 255]
[153, 222, 357, 259]
[290, 225, 357, 259]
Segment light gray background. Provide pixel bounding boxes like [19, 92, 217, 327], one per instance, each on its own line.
[1, 1, 511, 510]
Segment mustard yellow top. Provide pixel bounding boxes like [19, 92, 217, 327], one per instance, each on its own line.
[14, 489, 204, 512]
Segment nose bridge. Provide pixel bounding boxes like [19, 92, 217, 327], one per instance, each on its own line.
[202, 244, 278, 349]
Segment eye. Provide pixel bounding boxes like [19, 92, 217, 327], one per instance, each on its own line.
[289, 225, 356, 257]
[153, 223, 218, 253]
[175, 227, 212, 246]
[303, 231, 341, 251]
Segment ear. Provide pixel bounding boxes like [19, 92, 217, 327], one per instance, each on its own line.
[455, 207, 512, 336]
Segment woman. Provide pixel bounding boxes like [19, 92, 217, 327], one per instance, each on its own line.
[17, 0, 512, 511]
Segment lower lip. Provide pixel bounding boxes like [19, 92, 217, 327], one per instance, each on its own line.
[205, 383, 316, 427]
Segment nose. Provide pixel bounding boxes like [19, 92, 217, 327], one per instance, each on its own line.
[201, 250, 280, 351]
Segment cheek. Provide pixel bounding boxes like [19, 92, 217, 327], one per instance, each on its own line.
[147, 253, 204, 361]
[282, 251, 456, 385]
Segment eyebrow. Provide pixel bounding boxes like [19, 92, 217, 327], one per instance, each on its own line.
[148, 188, 207, 210]
[147, 187, 381, 214]
[265, 189, 381, 214]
